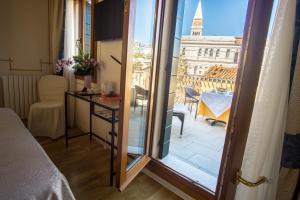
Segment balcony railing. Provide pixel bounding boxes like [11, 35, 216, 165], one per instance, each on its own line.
[132, 72, 236, 104]
[175, 75, 235, 103]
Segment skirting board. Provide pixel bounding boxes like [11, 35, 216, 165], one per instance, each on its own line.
[142, 168, 194, 200]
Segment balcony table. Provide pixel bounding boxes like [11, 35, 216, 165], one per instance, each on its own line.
[197, 91, 233, 125]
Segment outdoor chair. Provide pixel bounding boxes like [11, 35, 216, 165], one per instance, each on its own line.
[184, 87, 200, 119]
[134, 85, 149, 114]
[173, 104, 186, 138]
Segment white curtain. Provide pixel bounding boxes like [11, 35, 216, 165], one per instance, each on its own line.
[64, 0, 76, 127]
[235, 0, 296, 199]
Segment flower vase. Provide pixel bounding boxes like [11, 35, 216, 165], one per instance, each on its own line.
[82, 75, 91, 92]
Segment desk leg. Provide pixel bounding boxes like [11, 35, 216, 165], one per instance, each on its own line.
[110, 111, 115, 186]
[65, 93, 69, 148]
[90, 101, 93, 141]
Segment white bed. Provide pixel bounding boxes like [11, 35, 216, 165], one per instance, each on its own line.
[0, 108, 75, 200]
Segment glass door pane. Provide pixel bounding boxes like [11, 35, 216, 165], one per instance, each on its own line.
[117, 0, 158, 190]
[126, 0, 156, 169]
[152, 0, 278, 193]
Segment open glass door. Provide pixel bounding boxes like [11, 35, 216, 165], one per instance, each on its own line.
[116, 0, 159, 191]
[117, 0, 276, 198]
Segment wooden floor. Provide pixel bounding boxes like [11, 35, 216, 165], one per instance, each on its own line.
[38, 136, 182, 200]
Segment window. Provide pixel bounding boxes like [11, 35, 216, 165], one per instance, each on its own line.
[182, 47, 186, 55]
[83, 0, 92, 55]
[209, 49, 214, 57]
[198, 48, 202, 57]
[234, 52, 239, 63]
[216, 49, 220, 57]
[204, 48, 208, 56]
[226, 49, 231, 58]
[76, 0, 96, 82]
[194, 66, 198, 74]
[77, 0, 94, 55]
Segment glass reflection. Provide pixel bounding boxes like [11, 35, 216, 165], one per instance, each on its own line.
[127, 0, 156, 169]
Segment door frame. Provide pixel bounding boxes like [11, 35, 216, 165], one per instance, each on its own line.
[147, 0, 275, 199]
[216, 0, 275, 199]
[116, 0, 275, 198]
[116, 0, 161, 191]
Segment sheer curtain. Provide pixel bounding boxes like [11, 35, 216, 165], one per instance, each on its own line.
[235, 0, 296, 199]
[64, 0, 76, 127]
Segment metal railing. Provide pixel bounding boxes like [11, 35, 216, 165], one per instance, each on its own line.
[132, 72, 236, 104]
[175, 74, 235, 103]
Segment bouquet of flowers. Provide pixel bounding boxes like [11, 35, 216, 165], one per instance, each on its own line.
[55, 58, 73, 75]
[72, 49, 98, 76]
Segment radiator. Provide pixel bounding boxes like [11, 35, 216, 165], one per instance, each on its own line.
[1, 75, 42, 119]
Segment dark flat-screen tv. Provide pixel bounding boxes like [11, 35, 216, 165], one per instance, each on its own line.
[95, 0, 124, 41]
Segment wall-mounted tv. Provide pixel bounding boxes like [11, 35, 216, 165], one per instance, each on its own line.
[95, 0, 124, 41]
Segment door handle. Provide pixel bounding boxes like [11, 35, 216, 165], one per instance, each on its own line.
[236, 171, 268, 187]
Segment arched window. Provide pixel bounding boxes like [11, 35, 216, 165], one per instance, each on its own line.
[226, 49, 230, 58]
[216, 49, 220, 57]
[209, 49, 214, 57]
[198, 48, 202, 57]
[182, 47, 186, 55]
[234, 52, 239, 63]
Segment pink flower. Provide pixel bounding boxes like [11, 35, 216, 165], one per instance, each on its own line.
[55, 58, 74, 73]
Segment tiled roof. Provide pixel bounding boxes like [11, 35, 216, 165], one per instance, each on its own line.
[202, 65, 237, 80]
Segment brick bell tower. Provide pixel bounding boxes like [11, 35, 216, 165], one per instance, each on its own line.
[191, 0, 203, 36]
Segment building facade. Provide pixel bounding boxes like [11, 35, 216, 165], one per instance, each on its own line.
[180, 0, 242, 76]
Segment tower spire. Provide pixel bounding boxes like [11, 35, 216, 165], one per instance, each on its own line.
[191, 0, 203, 36]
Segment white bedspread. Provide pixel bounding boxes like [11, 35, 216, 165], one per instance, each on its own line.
[0, 108, 75, 200]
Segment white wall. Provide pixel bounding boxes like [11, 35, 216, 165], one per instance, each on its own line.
[75, 40, 122, 142]
[0, 0, 51, 75]
[0, 0, 51, 107]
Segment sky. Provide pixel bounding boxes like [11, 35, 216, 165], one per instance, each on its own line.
[182, 0, 248, 36]
[134, 0, 156, 45]
[134, 0, 278, 44]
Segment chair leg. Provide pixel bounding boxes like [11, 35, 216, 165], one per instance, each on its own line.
[134, 95, 137, 112]
[180, 114, 185, 138]
[195, 102, 199, 120]
[141, 99, 144, 115]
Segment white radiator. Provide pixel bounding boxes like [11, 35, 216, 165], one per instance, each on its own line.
[1, 75, 42, 119]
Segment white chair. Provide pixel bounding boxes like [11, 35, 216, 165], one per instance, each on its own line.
[28, 75, 68, 139]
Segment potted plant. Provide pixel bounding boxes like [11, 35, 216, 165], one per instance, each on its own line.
[72, 48, 99, 92]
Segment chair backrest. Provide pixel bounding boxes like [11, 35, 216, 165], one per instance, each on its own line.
[38, 75, 68, 102]
[135, 85, 149, 97]
[185, 87, 200, 98]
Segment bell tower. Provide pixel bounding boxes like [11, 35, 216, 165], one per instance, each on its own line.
[191, 0, 203, 36]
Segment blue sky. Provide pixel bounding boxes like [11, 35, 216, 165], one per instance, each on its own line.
[134, 0, 278, 44]
[134, 0, 156, 45]
[182, 0, 248, 36]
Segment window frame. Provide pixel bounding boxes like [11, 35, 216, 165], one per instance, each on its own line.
[76, 0, 97, 83]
